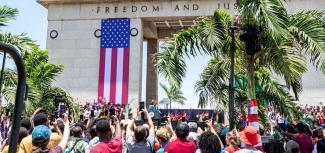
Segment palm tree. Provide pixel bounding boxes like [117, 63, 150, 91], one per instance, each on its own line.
[155, 1, 325, 123]
[159, 83, 186, 110]
[195, 54, 301, 126]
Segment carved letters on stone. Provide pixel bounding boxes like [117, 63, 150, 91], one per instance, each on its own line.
[95, 2, 230, 15]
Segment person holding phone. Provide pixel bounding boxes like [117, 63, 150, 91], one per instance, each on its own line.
[90, 109, 95, 118]
[125, 108, 155, 153]
[109, 108, 115, 117]
[139, 101, 145, 110]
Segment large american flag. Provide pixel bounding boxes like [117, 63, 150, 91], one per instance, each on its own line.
[98, 18, 130, 105]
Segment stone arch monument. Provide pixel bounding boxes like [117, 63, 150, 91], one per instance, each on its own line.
[37, 0, 324, 106]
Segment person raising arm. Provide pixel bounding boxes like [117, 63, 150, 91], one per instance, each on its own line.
[57, 115, 70, 151]
[126, 108, 156, 153]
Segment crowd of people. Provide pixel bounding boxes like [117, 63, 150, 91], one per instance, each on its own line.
[263, 105, 325, 153]
[0, 103, 323, 153]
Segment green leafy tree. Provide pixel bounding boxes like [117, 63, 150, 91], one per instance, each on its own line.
[23, 48, 73, 114]
[0, 5, 74, 115]
[2, 48, 73, 115]
[159, 83, 186, 110]
[155, 1, 325, 122]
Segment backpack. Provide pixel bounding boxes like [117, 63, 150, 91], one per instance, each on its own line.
[318, 138, 325, 153]
[64, 139, 82, 153]
[126, 141, 154, 153]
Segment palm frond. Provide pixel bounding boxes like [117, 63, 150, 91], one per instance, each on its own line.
[195, 55, 230, 108]
[24, 49, 64, 89]
[197, 9, 231, 53]
[256, 68, 301, 120]
[1, 70, 41, 109]
[154, 9, 230, 86]
[288, 10, 325, 73]
[32, 63, 64, 88]
[0, 5, 18, 27]
[159, 83, 169, 95]
[236, 0, 289, 41]
[259, 41, 306, 84]
[154, 46, 186, 86]
[0, 33, 37, 54]
[287, 77, 302, 100]
[1, 69, 18, 104]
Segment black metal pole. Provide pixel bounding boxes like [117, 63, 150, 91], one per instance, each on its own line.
[0, 42, 26, 153]
[229, 27, 236, 130]
[0, 52, 7, 96]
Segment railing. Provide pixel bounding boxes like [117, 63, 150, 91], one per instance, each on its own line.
[0, 42, 26, 153]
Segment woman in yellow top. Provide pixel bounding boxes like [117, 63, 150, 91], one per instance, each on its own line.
[1, 127, 29, 153]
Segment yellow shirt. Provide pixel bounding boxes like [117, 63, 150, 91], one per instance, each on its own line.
[18, 133, 62, 153]
[1, 145, 19, 153]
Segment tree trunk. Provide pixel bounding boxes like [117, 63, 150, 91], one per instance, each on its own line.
[247, 55, 256, 99]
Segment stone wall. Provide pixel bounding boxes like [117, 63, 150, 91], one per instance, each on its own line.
[47, 19, 100, 101]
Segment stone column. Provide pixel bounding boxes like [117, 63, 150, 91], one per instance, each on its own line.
[128, 18, 143, 111]
[146, 39, 158, 106]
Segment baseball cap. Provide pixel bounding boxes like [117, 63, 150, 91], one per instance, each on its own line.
[32, 125, 51, 141]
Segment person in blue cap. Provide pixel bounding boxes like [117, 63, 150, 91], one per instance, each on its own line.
[31, 118, 70, 153]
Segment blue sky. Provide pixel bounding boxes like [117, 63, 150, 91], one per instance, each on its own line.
[0, 0, 48, 48]
[1, 0, 209, 108]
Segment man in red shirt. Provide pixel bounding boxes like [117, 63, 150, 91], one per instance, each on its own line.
[164, 123, 196, 153]
[294, 122, 313, 153]
[90, 118, 122, 153]
[320, 113, 325, 126]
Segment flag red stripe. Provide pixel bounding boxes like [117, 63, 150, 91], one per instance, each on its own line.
[97, 48, 106, 103]
[249, 99, 257, 107]
[110, 48, 118, 104]
[121, 48, 129, 105]
[248, 114, 258, 122]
